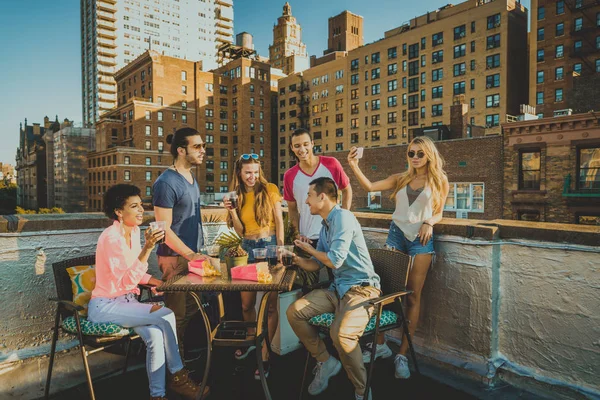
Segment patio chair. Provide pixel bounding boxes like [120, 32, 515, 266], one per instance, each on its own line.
[44, 255, 149, 400]
[299, 248, 419, 399]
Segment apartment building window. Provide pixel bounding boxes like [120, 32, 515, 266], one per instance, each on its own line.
[123, 156, 130, 165]
[408, 44, 419, 59]
[536, 91, 544, 104]
[351, 74, 359, 85]
[519, 150, 541, 190]
[471, 41, 476, 53]
[537, 49, 545, 62]
[486, 94, 500, 108]
[453, 63, 466, 76]
[538, 6, 545, 20]
[371, 68, 380, 79]
[556, 45, 564, 58]
[145, 171, 152, 182]
[181, 70, 187, 81]
[372, 99, 381, 110]
[597, 12, 600, 26]
[220, 149, 228, 157]
[596, 59, 600, 73]
[432, 68, 443, 82]
[432, 50, 443, 64]
[556, 0, 564, 15]
[555, 67, 564, 80]
[470, 98, 475, 109]
[444, 183, 485, 212]
[351, 59, 359, 70]
[388, 95, 398, 107]
[487, 14, 501, 29]
[145, 157, 151, 166]
[421, 72, 426, 84]
[574, 40, 583, 54]
[388, 79, 398, 91]
[206, 109, 214, 117]
[420, 89, 426, 101]
[336, 114, 343, 123]
[182, 114, 187, 124]
[145, 110, 151, 120]
[454, 25, 466, 40]
[537, 71, 544, 84]
[408, 111, 419, 126]
[408, 95, 419, 110]
[402, 77, 407, 88]
[432, 86, 443, 99]
[144, 125, 151, 136]
[432, 104, 443, 116]
[371, 52, 381, 64]
[335, 143, 344, 151]
[597, 36, 600, 49]
[556, 22, 564, 37]
[432, 32, 444, 46]
[454, 44, 466, 58]
[145, 140, 151, 150]
[182, 85, 187, 94]
[555, 88, 564, 102]
[335, 128, 344, 137]
[206, 122, 214, 130]
[486, 54, 501, 69]
[486, 74, 500, 88]
[408, 61, 419, 76]
[421, 54, 426, 67]
[388, 47, 397, 59]
[578, 146, 600, 190]
[486, 34, 500, 49]
[408, 78, 419, 93]
[485, 114, 500, 127]
[388, 63, 398, 75]
[537, 28, 545, 41]
[220, 173, 228, 182]
[575, 0, 583, 8]
[421, 37, 427, 50]
[388, 111, 398, 123]
[124, 171, 131, 181]
[371, 114, 381, 126]
[388, 128, 397, 139]
[453, 81, 466, 95]
[371, 84, 381, 95]
[335, 70, 344, 79]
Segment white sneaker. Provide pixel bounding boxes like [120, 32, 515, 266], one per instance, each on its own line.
[362, 342, 393, 363]
[394, 354, 410, 379]
[355, 388, 373, 400]
[308, 356, 342, 395]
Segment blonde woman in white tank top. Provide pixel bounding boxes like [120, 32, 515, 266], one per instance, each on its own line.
[348, 136, 449, 379]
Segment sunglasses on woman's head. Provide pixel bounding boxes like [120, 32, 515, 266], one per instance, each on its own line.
[408, 150, 426, 159]
[241, 153, 259, 160]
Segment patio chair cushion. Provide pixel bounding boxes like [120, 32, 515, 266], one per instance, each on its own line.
[308, 310, 398, 333]
[66, 265, 96, 316]
[61, 316, 133, 337]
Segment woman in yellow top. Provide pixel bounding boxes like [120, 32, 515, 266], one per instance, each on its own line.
[223, 153, 284, 379]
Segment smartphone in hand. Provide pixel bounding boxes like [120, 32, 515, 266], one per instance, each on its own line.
[356, 147, 364, 159]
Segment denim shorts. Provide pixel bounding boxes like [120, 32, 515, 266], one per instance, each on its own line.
[385, 222, 434, 257]
[241, 235, 276, 262]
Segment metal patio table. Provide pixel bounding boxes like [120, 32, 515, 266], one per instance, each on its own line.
[158, 264, 297, 400]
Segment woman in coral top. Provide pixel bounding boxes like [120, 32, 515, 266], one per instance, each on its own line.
[88, 184, 208, 400]
[223, 153, 284, 379]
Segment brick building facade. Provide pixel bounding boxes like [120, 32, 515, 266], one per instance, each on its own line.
[88, 50, 279, 211]
[322, 135, 504, 220]
[503, 112, 600, 224]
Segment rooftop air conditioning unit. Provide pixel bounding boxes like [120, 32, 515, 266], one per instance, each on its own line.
[456, 210, 468, 219]
[553, 108, 573, 117]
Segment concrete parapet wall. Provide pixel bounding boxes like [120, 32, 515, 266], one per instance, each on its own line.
[0, 211, 598, 398]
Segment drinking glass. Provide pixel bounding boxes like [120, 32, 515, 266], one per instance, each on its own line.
[149, 221, 166, 244]
[281, 245, 295, 267]
[252, 248, 267, 262]
[267, 245, 278, 268]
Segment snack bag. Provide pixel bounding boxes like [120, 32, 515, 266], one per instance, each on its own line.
[188, 259, 222, 277]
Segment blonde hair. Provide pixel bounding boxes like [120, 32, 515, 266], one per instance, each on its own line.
[227, 157, 274, 232]
[390, 136, 447, 213]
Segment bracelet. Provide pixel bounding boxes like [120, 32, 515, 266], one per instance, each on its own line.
[423, 222, 433, 227]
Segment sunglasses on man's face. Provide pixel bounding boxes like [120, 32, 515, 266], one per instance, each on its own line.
[241, 153, 259, 160]
[184, 143, 206, 151]
[407, 150, 426, 159]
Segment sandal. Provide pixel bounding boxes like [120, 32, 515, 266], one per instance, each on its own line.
[234, 345, 256, 360]
[254, 361, 270, 380]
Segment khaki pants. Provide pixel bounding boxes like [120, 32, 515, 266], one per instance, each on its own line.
[286, 286, 380, 393]
[158, 255, 201, 354]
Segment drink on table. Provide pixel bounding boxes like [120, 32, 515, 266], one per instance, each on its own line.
[281, 245, 295, 267]
[266, 245, 278, 268]
[252, 248, 267, 262]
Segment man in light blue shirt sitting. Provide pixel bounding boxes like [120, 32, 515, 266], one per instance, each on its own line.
[287, 177, 380, 400]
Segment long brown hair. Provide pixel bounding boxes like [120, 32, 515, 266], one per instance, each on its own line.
[390, 136, 447, 213]
[227, 157, 274, 232]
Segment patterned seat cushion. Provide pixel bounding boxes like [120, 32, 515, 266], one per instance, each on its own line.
[308, 310, 398, 333]
[62, 316, 133, 337]
[66, 265, 96, 316]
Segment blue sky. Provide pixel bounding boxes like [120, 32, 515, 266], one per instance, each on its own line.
[0, 0, 530, 165]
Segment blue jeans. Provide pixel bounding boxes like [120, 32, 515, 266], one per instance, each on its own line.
[385, 222, 434, 257]
[242, 235, 277, 262]
[88, 293, 184, 397]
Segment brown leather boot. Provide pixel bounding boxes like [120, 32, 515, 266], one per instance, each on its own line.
[168, 369, 210, 399]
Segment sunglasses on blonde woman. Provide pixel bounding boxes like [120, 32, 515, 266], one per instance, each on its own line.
[408, 151, 425, 159]
[241, 153, 259, 160]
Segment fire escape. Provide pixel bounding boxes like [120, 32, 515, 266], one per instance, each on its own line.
[297, 78, 310, 130]
[565, 0, 600, 72]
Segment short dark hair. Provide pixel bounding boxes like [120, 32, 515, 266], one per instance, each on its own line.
[309, 177, 338, 201]
[166, 127, 201, 158]
[290, 128, 312, 142]
[103, 184, 141, 220]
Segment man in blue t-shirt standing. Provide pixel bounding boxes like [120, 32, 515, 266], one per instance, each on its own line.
[153, 127, 209, 359]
